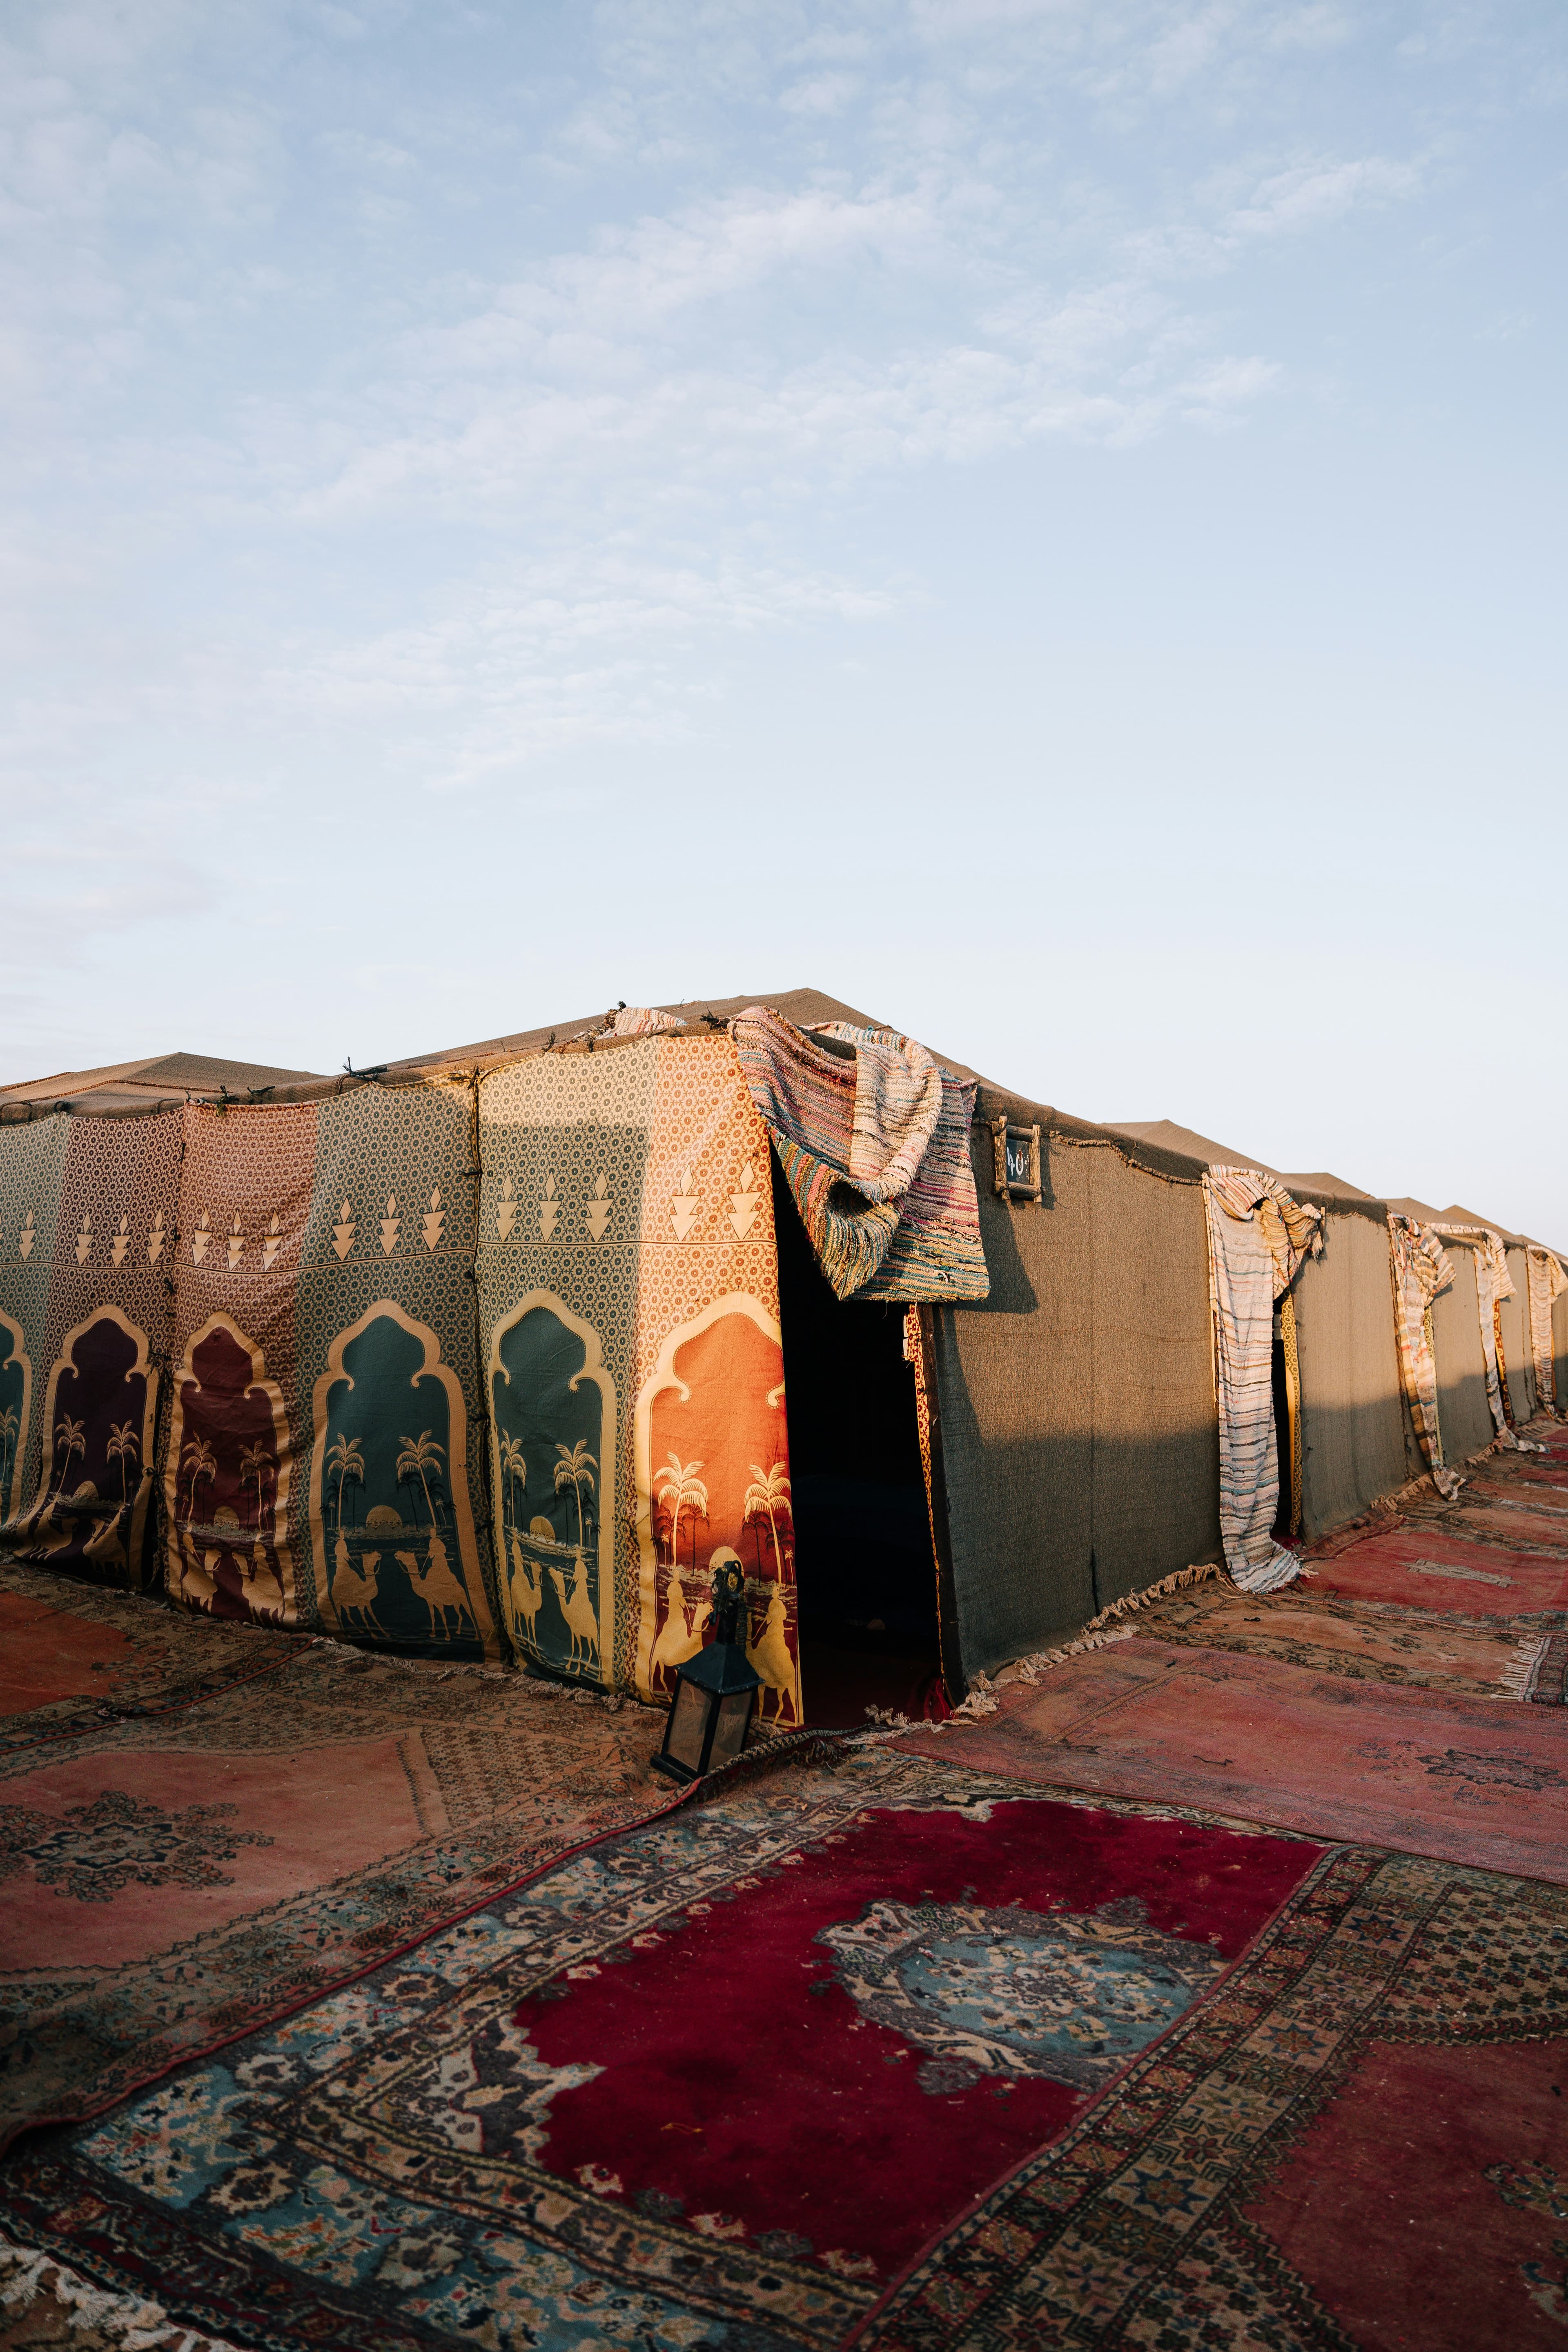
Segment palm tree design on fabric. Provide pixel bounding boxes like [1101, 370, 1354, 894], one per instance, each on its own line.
[499, 1435, 527, 1532]
[742, 1461, 793, 1578]
[106, 1421, 139, 1504]
[655, 1455, 708, 1573]
[182, 1435, 216, 1523]
[51, 1415, 86, 1509]
[0, 1406, 20, 1506]
[553, 1441, 597, 1549]
[327, 1433, 365, 1531]
[396, 1430, 446, 1529]
[239, 1441, 274, 1530]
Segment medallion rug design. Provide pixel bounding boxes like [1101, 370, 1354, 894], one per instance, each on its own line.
[852, 1844, 1568, 2351]
[0, 1650, 678, 2152]
[0, 1749, 1323, 2351]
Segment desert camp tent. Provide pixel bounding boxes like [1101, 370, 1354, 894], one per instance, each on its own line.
[0, 994, 1558, 1716]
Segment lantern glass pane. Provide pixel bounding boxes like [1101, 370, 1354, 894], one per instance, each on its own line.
[708, 1688, 753, 1771]
[665, 1677, 713, 1774]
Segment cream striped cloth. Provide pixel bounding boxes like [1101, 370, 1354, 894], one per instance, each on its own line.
[1388, 1215, 1460, 1497]
[1203, 1169, 1322, 1594]
[1527, 1245, 1567, 1417]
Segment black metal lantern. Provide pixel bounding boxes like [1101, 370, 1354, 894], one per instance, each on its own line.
[651, 1556, 762, 1784]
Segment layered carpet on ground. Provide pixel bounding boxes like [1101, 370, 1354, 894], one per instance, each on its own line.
[0, 1573, 680, 2152]
[1, 1429, 1567, 2349]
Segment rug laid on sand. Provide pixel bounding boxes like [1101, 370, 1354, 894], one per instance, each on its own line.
[898, 1641, 1568, 1881]
[0, 1566, 303, 1761]
[0, 1650, 677, 2152]
[1120, 1578, 1566, 1704]
[0, 1747, 1324, 2352]
[851, 1843, 1568, 2351]
[1309, 1524, 1568, 1614]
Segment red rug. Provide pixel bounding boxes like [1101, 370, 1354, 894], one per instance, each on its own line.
[853, 1842, 1568, 2350]
[0, 1565, 301, 1757]
[0, 1748, 1321, 2349]
[898, 1639, 1568, 1880]
[1310, 1524, 1568, 1613]
[0, 1643, 679, 2151]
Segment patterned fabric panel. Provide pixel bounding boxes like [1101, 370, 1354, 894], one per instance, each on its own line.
[477, 1034, 801, 1723]
[6, 1114, 180, 1590]
[164, 1102, 317, 1630]
[0, 1116, 71, 1537]
[297, 1082, 497, 1661]
[1388, 1214, 1458, 1494]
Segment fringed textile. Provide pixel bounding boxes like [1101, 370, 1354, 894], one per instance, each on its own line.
[1203, 1169, 1322, 1593]
[1388, 1214, 1460, 1497]
[730, 1008, 987, 1303]
[1528, 1245, 1567, 1416]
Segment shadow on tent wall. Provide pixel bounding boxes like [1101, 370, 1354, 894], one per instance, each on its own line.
[771, 1160, 951, 1730]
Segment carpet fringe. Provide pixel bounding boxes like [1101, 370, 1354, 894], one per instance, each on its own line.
[940, 1563, 1227, 1705]
[0, 2230, 245, 2352]
[1001, 1561, 1232, 1693]
[1500, 1637, 1551, 1701]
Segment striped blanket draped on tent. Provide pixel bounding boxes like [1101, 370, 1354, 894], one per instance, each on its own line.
[1430, 1223, 1545, 1453]
[1202, 1167, 1322, 1595]
[1527, 1246, 1567, 1417]
[731, 1009, 988, 1304]
[1388, 1214, 1461, 1498]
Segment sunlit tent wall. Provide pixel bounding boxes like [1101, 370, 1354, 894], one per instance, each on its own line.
[1500, 1241, 1536, 1421]
[923, 1100, 1222, 1682]
[160, 1085, 496, 1656]
[475, 1030, 802, 1727]
[1, 1077, 502, 1661]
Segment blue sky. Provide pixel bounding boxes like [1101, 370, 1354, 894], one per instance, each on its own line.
[4, 1, 1565, 1236]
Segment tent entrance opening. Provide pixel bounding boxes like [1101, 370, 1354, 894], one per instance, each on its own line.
[772, 1162, 945, 1727]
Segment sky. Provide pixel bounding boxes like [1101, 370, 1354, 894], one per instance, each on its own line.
[3, 0, 1565, 1237]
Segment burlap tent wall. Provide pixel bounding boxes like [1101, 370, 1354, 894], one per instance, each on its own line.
[925, 1092, 1221, 1682]
[0, 1109, 179, 1588]
[1284, 1189, 1411, 1536]
[1500, 1244, 1536, 1421]
[159, 1084, 498, 1658]
[1428, 1245, 1495, 1462]
[1103, 1127, 1411, 1543]
[476, 1030, 801, 1725]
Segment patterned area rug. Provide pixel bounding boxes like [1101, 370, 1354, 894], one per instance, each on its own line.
[1119, 1579, 1565, 1702]
[0, 1566, 303, 1760]
[852, 1844, 1568, 2350]
[0, 1646, 680, 2152]
[897, 1642, 1568, 1880]
[1309, 1525, 1568, 1614]
[0, 1748, 1323, 2351]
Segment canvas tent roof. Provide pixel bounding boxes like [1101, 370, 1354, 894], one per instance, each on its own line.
[385, 988, 991, 1087]
[0, 1049, 329, 1118]
[1103, 1121, 1380, 1214]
